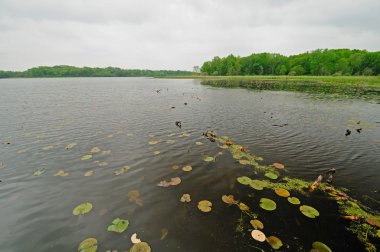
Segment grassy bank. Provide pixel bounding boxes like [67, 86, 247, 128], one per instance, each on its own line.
[159, 75, 380, 88]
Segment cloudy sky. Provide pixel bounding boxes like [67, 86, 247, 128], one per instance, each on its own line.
[0, 0, 379, 71]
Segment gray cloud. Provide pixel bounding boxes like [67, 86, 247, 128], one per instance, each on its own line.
[0, 0, 379, 71]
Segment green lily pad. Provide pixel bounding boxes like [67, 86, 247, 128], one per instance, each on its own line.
[129, 242, 151, 252]
[265, 172, 278, 180]
[300, 205, 320, 218]
[288, 197, 301, 205]
[237, 176, 251, 185]
[73, 202, 93, 216]
[249, 180, 267, 190]
[107, 218, 129, 233]
[78, 237, 98, 252]
[267, 236, 283, 250]
[81, 154, 93, 161]
[203, 156, 214, 162]
[259, 198, 276, 211]
[311, 241, 332, 252]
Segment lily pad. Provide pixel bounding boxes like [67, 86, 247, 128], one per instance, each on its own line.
[287, 197, 301, 205]
[107, 218, 129, 233]
[182, 165, 192, 172]
[237, 176, 251, 185]
[275, 188, 290, 197]
[249, 180, 267, 190]
[259, 198, 276, 211]
[238, 159, 250, 165]
[250, 219, 264, 230]
[166, 140, 175, 144]
[267, 236, 283, 250]
[127, 190, 142, 205]
[195, 141, 203, 145]
[84, 170, 94, 177]
[90, 147, 100, 153]
[54, 170, 69, 177]
[273, 163, 285, 169]
[265, 172, 278, 180]
[114, 166, 130, 175]
[239, 202, 250, 211]
[198, 200, 212, 213]
[73, 202, 93, 216]
[78, 238, 98, 252]
[153, 150, 160, 155]
[180, 194, 191, 203]
[148, 141, 158, 145]
[203, 156, 214, 162]
[221, 195, 236, 204]
[311, 241, 332, 252]
[219, 144, 228, 149]
[300, 205, 320, 218]
[81, 154, 93, 161]
[172, 165, 180, 170]
[251, 230, 266, 242]
[97, 161, 108, 167]
[66, 143, 77, 150]
[131, 233, 141, 244]
[129, 242, 151, 252]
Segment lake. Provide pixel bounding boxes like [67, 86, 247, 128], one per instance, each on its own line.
[0, 77, 379, 251]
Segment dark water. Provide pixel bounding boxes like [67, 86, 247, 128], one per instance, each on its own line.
[0, 77, 379, 252]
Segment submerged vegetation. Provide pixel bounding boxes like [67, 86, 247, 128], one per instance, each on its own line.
[0, 65, 192, 78]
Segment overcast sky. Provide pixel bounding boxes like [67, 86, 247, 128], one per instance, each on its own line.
[0, 0, 379, 71]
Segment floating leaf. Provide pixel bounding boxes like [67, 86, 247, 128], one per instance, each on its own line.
[166, 139, 175, 144]
[219, 144, 228, 149]
[160, 228, 169, 240]
[78, 238, 97, 252]
[259, 198, 276, 211]
[129, 242, 151, 252]
[73, 202, 93, 216]
[171, 165, 180, 170]
[203, 156, 214, 162]
[131, 233, 141, 244]
[275, 188, 290, 197]
[238, 159, 250, 165]
[107, 218, 129, 233]
[250, 180, 267, 190]
[84, 170, 94, 177]
[33, 167, 46, 176]
[114, 166, 129, 176]
[97, 161, 108, 167]
[182, 165, 192, 172]
[153, 150, 160, 155]
[198, 200, 212, 212]
[250, 219, 264, 230]
[366, 218, 380, 228]
[265, 172, 278, 180]
[148, 134, 155, 138]
[251, 230, 266, 242]
[157, 180, 171, 187]
[237, 176, 251, 185]
[273, 163, 285, 169]
[267, 236, 283, 250]
[221, 195, 236, 204]
[90, 147, 101, 154]
[169, 177, 181, 185]
[300, 205, 320, 218]
[81, 155, 93, 161]
[239, 202, 250, 211]
[287, 197, 300, 205]
[54, 170, 69, 177]
[66, 143, 77, 150]
[180, 194, 191, 203]
[102, 150, 111, 155]
[148, 141, 158, 145]
[128, 190, 142, 205]
[311, 241, 332, 252]
[195, 141, 203, 145]
[42, 145, 53, 151]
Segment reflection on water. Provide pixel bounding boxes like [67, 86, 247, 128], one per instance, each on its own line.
[0, 77, 379, 251]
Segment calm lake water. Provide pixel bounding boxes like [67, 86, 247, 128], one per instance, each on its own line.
[0, 77, 379, 251]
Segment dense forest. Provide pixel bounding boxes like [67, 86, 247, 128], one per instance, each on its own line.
[0, 66, 192, 78]
[201, 49, 380, 76]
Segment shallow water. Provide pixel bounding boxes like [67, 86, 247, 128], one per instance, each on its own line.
[0, 77, 379, 251]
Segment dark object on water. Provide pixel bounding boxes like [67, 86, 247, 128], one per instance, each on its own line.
[345, 129, 351, 136]
[184, 102, 187, 105]
[325, 168, 336, 183]
[171, 106, 175, 109]
[175, 121, 182, 128]
[356, 128, 362, 133]
[272, 124, 288, 127]
[156, 89, 161, 94]
[357, 120, 360, 124]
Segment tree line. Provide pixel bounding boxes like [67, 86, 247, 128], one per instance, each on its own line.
[0, 65, 192, 78]
[200, 49, 380, 76]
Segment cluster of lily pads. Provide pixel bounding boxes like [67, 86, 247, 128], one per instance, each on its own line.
[203, 131, 380, 251]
